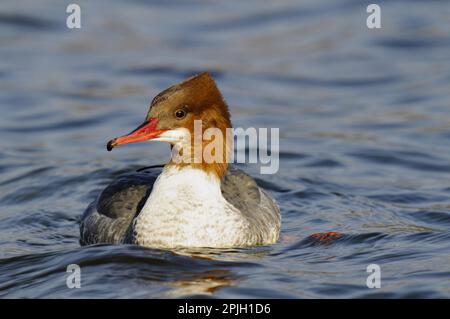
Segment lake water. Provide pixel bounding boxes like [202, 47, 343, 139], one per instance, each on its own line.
[0, 0, 449, 298]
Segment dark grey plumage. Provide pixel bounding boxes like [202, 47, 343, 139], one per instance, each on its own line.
[80, 166, 280, 246]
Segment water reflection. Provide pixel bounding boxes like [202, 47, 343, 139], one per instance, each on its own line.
[164, 269, 234, 298]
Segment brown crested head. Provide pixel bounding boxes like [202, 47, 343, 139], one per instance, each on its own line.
[107, 72, 232, 179]
[146, 72, 230, 125]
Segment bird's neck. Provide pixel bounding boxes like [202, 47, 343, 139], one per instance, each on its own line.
[165, 121, 232, 179]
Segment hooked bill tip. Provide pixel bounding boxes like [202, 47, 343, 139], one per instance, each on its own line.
[106, 139, 117, 151]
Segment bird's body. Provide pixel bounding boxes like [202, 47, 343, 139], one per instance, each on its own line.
[80, 165, 280, 248]
[80, 73, 281, 249]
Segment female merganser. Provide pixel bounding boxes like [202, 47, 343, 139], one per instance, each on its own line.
[80, 73, 281, 249]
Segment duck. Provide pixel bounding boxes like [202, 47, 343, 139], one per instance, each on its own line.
[80, 72, 281, 249]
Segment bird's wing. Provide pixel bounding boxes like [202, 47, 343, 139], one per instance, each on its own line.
[79, 166, 162, 245]
[222, 166, 281, 241]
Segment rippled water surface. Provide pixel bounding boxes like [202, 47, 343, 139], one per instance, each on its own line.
[1, 0, 450, 298]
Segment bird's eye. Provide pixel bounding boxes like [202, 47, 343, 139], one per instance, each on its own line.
[174, 109, 186, 119]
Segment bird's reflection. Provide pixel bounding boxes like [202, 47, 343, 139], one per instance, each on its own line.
[159, 246, 273, 297]
[163, 269, 233, 297]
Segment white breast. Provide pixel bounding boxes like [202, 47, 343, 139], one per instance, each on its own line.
[132, 166, 250, 248]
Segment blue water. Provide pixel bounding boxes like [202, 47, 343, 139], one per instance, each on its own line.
[0, 0, 450, 298]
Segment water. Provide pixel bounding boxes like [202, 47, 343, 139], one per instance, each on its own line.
[1, 0, 450, 298]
